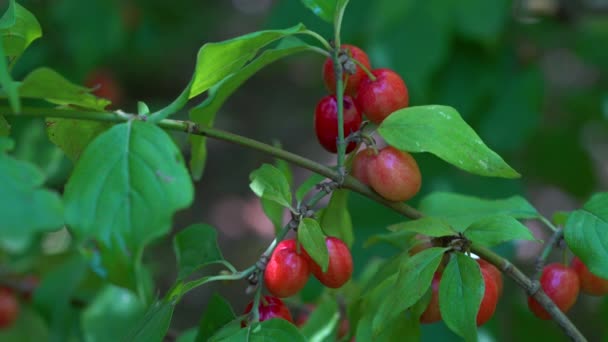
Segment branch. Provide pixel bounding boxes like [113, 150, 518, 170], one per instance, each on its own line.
[2, 107, 586, 341]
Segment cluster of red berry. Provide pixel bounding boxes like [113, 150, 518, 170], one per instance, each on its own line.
[0, 276, 38, 329]
[528, 257, 608, 319]
[314, 44, 422, 202]
[243, 237, 353, 326]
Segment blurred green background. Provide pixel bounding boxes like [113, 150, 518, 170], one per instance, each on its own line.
[3, 0, 608, 341]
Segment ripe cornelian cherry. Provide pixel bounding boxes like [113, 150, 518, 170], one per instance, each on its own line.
[264, 239, 310, 298]
[0, 288, 19, 328]
[477, 268, 499, 326]
[477, 259, 504, 297]
[356, 68, 409, 124]
[366, 146, 421, 202]
[351, 147, 375, 185]
[242, 295, 293, 327]
[84, 69, 123, 106]
[420, 272, 441, 324]
[314, 95, 362, 153]
[528, 263, 580, 320]
[308, 237, 353, 288]
[571, 257, 608, 296]
[323, 44, 371, 96]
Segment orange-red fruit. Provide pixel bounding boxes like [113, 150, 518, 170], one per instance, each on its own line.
[420, 272, 441, 324]
[477, 259, 504, 297]
[528, 263, 580, 320]
[477, 268, 499, 326]
[351, 148, 375, 185]
[366, 146, 421, 202]
[308, 237, 353, 288]
[570, 257, 608, 296]
[323, 44, 371, 96]
[264, 239, 310, 298]
[356, 68, 409, 124]
[314, 95, 362, 153]
[242, 295, 293, 327]
[84, 69, 123, 106]
[0, 288, 19, 328]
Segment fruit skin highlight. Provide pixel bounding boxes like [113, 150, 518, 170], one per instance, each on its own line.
[356, 68, 409, 124]
[527, 263, 580, 320]
[314, 95, 362, 154]
[264, 239, 310, 298]
[242, 296, 293, 327]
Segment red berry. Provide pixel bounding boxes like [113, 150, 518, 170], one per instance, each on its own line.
[308, 237, 353, 288]
[0, 288, 19, 328]
[84, 69, 123, 107]
[528, 263, 580, 320]
[323, 44, 371, 96]
[477, 259, 503, 297]
[571, 257, 608, 296]
[264, 239, 310, 298]
[242, 296, 293, 327]
[356, 68, 409, 124]
[477, 268, 499, 326]
[314, 95, 362, 153]
[366, 146, 421, 202]
[351, 148, 375, 185]
[420, 272, 441, 324]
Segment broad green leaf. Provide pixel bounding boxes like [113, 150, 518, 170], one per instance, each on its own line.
[464, 215, 536, 247]
[189, 24, 307, 98]
[300, 299, 340, 341]
[298, 218, 329, 272]
[189, 37, 312, 180]
[373, 247, 447, 335]
[82, 285, 146, 342]
[195, 294, 235, 342]
[124, 300, 175, 342]
[388, 217, 456, 237]
[207, 319, 243, 342]
[419, 192, 539, 231]
[295, 173, 326, 203]
[357, 301, 421, 342]
[0, 2, 42, 60]
[212, 319, 307, 342]
[319, 189, 354, 248]
[565, 193, 608, 278]
[0, 137, 63, 235]
[0, 30, 19, 112]
[0, 115, 10, 136]
[378, 105, 520, 178]
[173, 224, 224, 280]
[300, 0, 335, 22]
[261, 154, 293, 232]
[249, 164, 292, 209]
[364, 230, 418, 250]
[18, 68, 110, 110]
[440, 254, 483, 342]
[64, 121, 194, 252]
[46, 118, 110, 161]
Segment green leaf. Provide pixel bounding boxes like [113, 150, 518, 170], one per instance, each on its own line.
[356, 311, 420, 342]
[377, 105, 520, 178]
[18, 68, 110, 110]
[249, 164, 292, 209]
[189, 24, 307, 99]
[212, 319, 307, 342]
[419, 192, 539, 231]
[319, 189, 354, 248]
[0, 137, 63, 235]
[189, 37, 312, 180]
[64, 121, 194, 252]
[0, 2, 42, 60]
[124, 300, 175, 342]
[300, 299, 340, 341]
[173, 224, 224, 280]
[195, 294, 236, 342]
[298, 218, 329, 272]
[295, 173, 326, 203]
[454, 0, 508, 42]
[0, 115, 9, 136]
[464, 215, 536, 247]
[82, 285, 146, 342]
[46, 118, 110, 161]
[565, 193, 608, 278]
[439, 254, 483, 342]
[177, 329, 198, 342]
[388, 217, 456, 237]
[373, 247, 447, 335]
[364, 230, 418, 250]
[300, 0, 335, 22]
[261, 154, 293, 232]
[0, 30, 19, 112]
